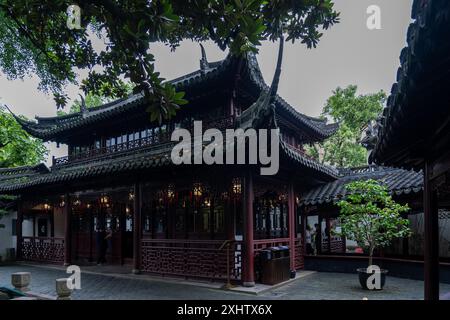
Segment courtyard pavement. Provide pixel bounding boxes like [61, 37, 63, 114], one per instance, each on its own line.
[1, 264, 450, 300]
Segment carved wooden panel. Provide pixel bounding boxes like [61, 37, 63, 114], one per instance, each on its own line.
[21, 237, 65, 264]
[294, 238, 304, 270]
[322, 237, 345, 253]
[141, 239, 241, 281]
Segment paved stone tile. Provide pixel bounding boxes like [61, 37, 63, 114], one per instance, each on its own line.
[1, 264, 450, 300]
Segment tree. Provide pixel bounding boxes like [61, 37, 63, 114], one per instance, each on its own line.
[0, 194, 15, 224]
[0, 1, 339, 122]
[0, 105, 48, 167]
[0, 105, 48, 220]
[337, 180, 411, 266]
[306, 85, 386, 167]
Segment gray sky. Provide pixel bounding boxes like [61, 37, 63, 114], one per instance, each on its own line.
[0, 0, 413, 165]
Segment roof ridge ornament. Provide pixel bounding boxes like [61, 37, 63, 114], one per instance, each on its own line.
[79, 94, 88, 117]
[3, 104, 31, 126]
[235, 35, 285, 130]
[199, 43, 209, 73]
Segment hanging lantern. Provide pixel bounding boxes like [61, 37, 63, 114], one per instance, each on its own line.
[167, 184, 175, 199]
[232, 178, 241, 194]
[193, 183, 203, 197]
[59, 196, 66, 208]
[100, 194, 109, 204]
[128, 191, 135, 201]
[126, 206, 130, 214]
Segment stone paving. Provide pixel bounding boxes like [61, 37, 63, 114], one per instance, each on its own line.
[1, 264, 450, 300]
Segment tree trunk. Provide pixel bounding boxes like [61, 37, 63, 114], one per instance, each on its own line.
[368, 246, 374, 268]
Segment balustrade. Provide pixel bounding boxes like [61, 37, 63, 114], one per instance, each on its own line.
[140, 238, 242, 281]
[53, 116, 235, 167]
[21, 237, 65, 263]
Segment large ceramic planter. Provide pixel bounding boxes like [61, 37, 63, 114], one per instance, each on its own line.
[357, 268, 388, 290]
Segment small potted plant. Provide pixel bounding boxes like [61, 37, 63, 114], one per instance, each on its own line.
[337, 179, 411, 290]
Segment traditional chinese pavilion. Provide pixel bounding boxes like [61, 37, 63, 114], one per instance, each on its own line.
[370, 0, 450, 300]
[1, 45, 339, 286]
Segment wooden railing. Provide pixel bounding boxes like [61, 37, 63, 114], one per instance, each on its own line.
[253, 238, 290, 252]
[140, 238, 242, 281]
[21, 237, 65, 264]
[53, 132, 173, 167]
[53, 116, 235, 167]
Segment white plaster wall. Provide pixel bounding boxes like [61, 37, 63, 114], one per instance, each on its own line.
[22, 217, 34, 237]
[0, 212, 17, 261]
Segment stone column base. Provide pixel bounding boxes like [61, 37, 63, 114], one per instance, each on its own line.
[243, 281, 255, 287]
[132, 269, 141, 275]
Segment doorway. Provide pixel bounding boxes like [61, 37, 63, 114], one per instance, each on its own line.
[72, 192, 134, 266]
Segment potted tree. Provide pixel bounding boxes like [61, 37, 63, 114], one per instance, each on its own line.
[337, 179, 411, 290]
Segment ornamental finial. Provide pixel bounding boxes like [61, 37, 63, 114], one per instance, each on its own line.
[199, 43, 208, 72]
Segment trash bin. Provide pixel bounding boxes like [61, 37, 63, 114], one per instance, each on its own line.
[278, 246, 289, 257]
[260, 246, 290, 285]
[260, 249, 272, 262]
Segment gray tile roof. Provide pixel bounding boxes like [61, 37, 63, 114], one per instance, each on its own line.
[300, 165, 423, 206]
[0, 138, 340, 193]
[370, 0, 450, 168]
[13, 53, 337, 142]
[0, 145, 172, 193]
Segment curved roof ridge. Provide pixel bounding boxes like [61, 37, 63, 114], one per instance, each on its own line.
[244, 53, 338, 139]
[10, 48, 337, 141]
[300, 164, 423, 206]
[0, 163, 48, 174]
[281, 141, 340, 178]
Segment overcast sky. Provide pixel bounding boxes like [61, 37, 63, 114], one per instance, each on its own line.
[0, 0, 414, 165]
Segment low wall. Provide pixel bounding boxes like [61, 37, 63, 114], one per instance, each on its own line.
[304, 255, 450, 284]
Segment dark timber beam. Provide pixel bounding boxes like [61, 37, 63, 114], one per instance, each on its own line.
[64, 194, 72, 266]
[288, 181, 296, 275]
[16, 200, 23, 261]
[301, 206, 307, 255]
[242, 171, 255, 287]
[423, 162, 439, 300]
[132, 182, 142, 274]
[326, 218, 332, 254]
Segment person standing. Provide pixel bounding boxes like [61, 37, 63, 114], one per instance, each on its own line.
[305, 225, 313, 254]
[314, 223, 321, 255]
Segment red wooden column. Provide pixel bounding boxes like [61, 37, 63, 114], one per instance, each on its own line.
[301, 207, 307, 255]
[132, 182, 142, 274]
[288, 182, 296, 275]
[16, 200, 23, 261]
[424, 162, 439, 300]
[63, 194, 72, 266]
[242, 171, 255, 287]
